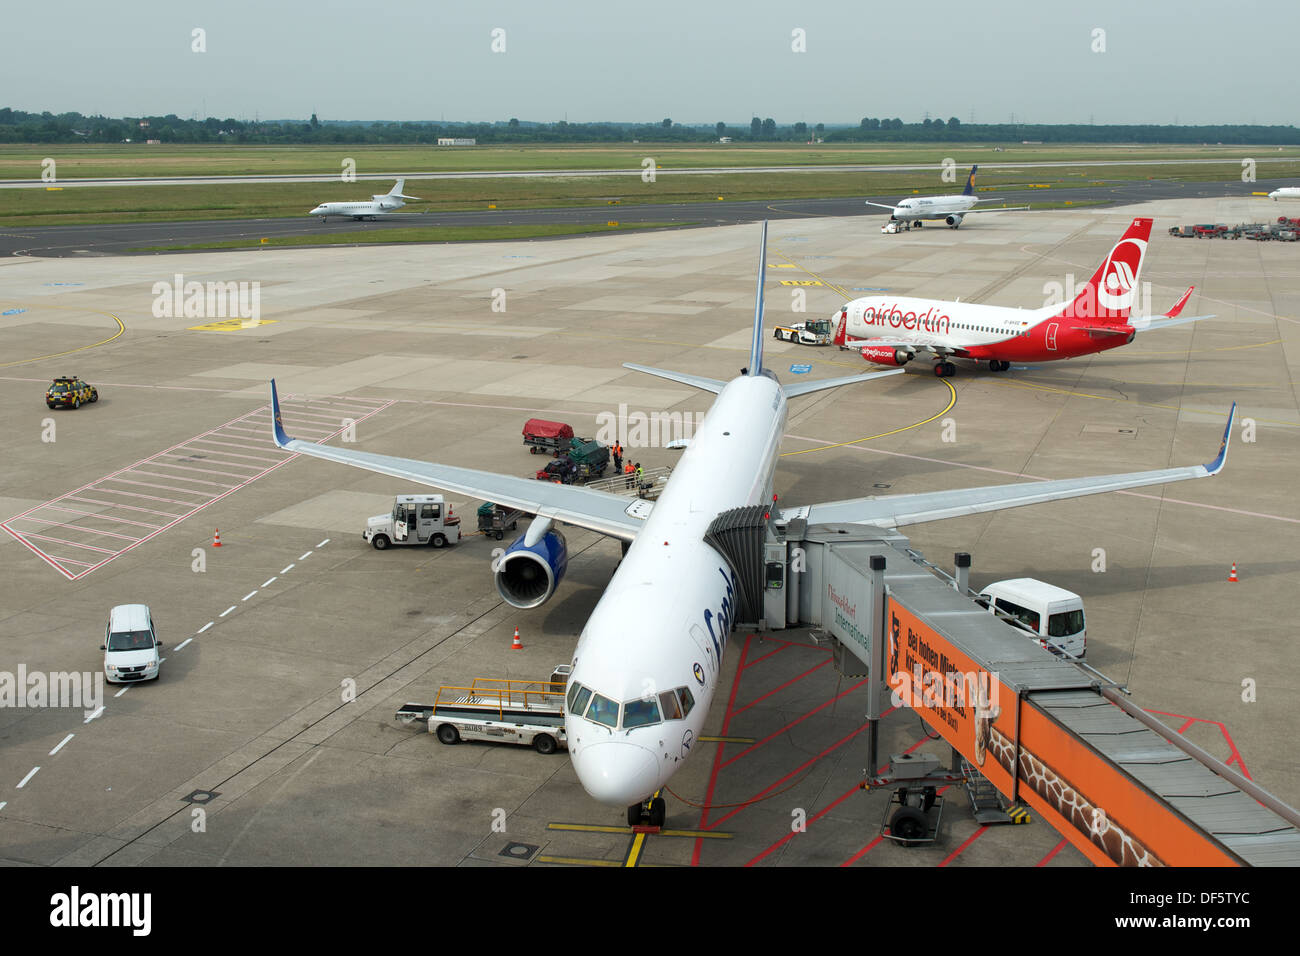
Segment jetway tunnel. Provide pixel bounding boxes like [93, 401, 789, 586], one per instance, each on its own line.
[703, 510, 1300, 866]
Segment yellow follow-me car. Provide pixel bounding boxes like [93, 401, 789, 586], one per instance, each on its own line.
[46, 375, 98, 409]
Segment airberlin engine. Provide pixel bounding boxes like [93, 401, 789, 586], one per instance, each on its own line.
[495, 525, 568, 608]
[859, 346, 913, 366]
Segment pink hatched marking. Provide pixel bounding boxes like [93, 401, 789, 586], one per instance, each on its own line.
[2, 396, 395, 579]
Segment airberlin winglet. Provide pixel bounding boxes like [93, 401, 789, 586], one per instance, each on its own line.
[1164, 286, 1195, 319]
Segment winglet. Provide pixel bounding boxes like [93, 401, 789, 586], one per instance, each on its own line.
[1164, 286, 1195, 319]
[270, 379, 292, 449]
[1205, 402, 1236, 475]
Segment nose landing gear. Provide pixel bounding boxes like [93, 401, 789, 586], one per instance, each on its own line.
[628, 795, 667, 828]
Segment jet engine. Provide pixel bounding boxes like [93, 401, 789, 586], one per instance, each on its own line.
[495, 528, 568, 608]
[859, 346, 913, 366]
[945, 214, 965, 228]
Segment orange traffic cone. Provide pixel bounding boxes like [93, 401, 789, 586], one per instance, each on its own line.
[1228, 562, 1238, 582]
[511, 626, 523, 650]
[213, 529, 222, 548]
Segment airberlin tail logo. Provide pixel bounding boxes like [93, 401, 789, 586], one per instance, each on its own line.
[1098, 238, 1146, 310]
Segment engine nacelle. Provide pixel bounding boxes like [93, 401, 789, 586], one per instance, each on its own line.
[946, 214, 964, 227]
[859, 346, 912, 366]
[495, 529, 568, 608]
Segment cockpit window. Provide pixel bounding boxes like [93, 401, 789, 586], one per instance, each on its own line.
[622, 697, 661, 729]
[659, 690, 682, 721]
[585, 693, 619, 728]
[676, 686, 695, 718]
[569, 684, 591, 717]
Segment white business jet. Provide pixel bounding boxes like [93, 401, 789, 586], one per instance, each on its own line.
[268, 223, 1233, 828]
[1268, 187, 1300, 200]
[308, 179, 421, 221]
[866, 165, 1027, 229]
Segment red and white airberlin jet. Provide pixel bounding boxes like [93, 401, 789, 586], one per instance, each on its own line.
[833, 217, 1216, 377]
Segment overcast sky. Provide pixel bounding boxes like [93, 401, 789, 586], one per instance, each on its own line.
[4, 0, 1293, 126]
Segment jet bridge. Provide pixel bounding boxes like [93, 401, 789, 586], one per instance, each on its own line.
[706, 516, 1300, 866]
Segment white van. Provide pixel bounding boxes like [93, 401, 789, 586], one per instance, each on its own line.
[101, 604, 162, 683]
[977, 579, 1086, 658]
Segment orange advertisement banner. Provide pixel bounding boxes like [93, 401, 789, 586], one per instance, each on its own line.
[886, 599, 1014, 797]
[886, 597, 1240, 867]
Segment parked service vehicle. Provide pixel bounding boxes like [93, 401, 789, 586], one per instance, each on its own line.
[101, 604, 162, 683]
[396, 666, 571, 755]
[977, 578, 1086, 658]
[46, 375, 98, 409]
[773, 318, 834, 345]
[364, 494, 461, 549]
[522, 418, 574, 456]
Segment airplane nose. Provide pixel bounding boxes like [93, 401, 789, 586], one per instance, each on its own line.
[571, 740, 661, 807]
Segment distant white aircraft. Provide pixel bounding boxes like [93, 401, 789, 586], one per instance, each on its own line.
[309, 179, 421, 221]
[866, 165, 1028, 229]
[1268, 187, 1300, 200]
[268, 222, 1233, 829]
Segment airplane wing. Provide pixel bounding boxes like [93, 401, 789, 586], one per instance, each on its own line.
[784, 404, 1234, 529]
[863, 201, 900, 211]
[269, 381, 648, 541]
[959, 205, 1031, 214]
[621, 364, 727, 394]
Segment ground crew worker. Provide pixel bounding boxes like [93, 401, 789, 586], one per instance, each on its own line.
[624, 460, 635, 488]
[635, 462, 643, 486]
[612, 441, 622, 473]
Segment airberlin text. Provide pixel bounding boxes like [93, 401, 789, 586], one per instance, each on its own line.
[860, 303, 951, 334]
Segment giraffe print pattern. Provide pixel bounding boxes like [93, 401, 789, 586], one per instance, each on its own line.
[979, 723, 1164, 867]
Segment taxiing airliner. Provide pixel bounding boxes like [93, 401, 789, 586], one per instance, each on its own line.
[309, 179, 421, 221]
[866, 165, 1028, 229]
[1268, 187, 1300, 200]
[268, 222, 1233, 828]
[834, 216, 1216, 377]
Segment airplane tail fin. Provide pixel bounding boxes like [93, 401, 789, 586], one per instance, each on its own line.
[962, 165, 978, 196]
[832, 308, 849, 347]
[747, 221, 768, 375]
[383, 178, 422, 201]
[1060, 217, 1153, 324]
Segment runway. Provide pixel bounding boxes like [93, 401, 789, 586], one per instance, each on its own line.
[1, 177, 1286, 258]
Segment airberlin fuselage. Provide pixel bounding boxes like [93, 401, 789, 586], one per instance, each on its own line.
[565, 373, 787, 808]
[842, 296, 1134, 365]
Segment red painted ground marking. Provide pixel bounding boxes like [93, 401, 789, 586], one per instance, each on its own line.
[1036, 839, 1069, 867]
[730, 658, 831, 718]
[1147, 708, 1252, 780]
[709, 722, 870, 830]
[692, 634, 753, 866]
[938, 826, 989, 866]
[745, 783, 860, 867]
[741, 642, 791, 670]
[719, 677, 869, 770]
[3, 395, 393, 579]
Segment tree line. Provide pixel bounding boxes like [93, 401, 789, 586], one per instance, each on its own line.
[2, 107, 1297, 146]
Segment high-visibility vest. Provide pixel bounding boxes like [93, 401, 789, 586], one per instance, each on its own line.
[624, 463, 634, 474]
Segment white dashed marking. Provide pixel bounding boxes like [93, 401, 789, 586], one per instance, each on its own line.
[197, 622, 213, 634]
[220, 605, 236, 617]
[175, 637, 192, 650]
[299, 551, 313, 560]
[17, 767, 40, 788]
[49, 734, 74, 756]
[242, 590, 257, 602]
[262, 576, 277, 588]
